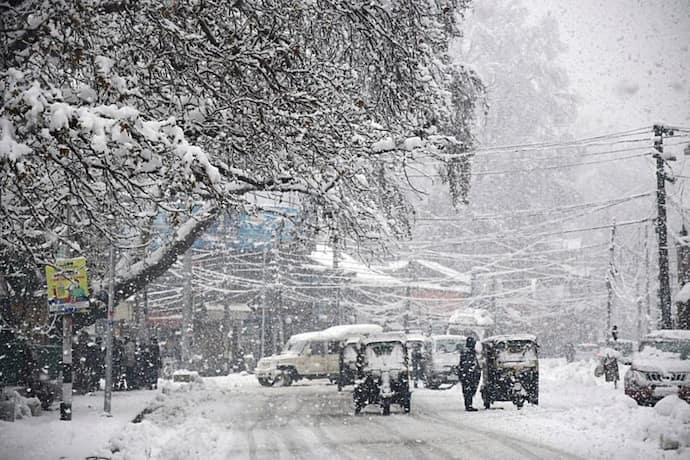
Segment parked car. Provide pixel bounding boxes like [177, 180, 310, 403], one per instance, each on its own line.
[1, 329, 61, 409]
[424, 334, 466, 389]
[255, 324, 382, 387]
[353, 333, 411, 415]
[624, 330, 690, 406]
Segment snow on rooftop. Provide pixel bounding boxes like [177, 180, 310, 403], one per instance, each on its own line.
[645, 329, 690, 341]
[415, 259, 471, 285]
[309, 244, 402, 287]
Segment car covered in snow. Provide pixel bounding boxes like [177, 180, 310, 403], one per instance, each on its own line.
[424, 334, 466, 389]
[624, 330, 690, 406]
[255, 324, 382, 387]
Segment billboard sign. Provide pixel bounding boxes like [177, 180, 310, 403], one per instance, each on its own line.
[46, 257, 90, 314]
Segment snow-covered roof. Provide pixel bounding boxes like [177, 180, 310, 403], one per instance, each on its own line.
[414, 259, 471, 285]
[645, 330, 690, 341]
[205, 303, 252, 312]
[309, 244, 402, 287]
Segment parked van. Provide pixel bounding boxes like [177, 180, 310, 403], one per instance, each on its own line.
[255, 324, 382, 387]
[424, 334, 466, 389]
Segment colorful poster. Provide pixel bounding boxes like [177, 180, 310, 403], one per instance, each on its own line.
[46, 257, 90, 314]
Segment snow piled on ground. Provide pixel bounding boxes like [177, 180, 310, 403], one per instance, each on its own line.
[0, 389, 159, 460]
[2, 361, 689, 459]
[452, 358, 690, 458]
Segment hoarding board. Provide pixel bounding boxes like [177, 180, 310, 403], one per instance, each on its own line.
[46, 257, 90, 314]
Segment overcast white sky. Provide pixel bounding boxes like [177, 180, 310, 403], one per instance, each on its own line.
[526, 0, 689, 137]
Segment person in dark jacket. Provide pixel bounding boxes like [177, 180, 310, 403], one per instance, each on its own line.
[112, 337, 125, 391]
[73, 331, 90, 394]
[149, 337, 161, 389]
[458, 336, 481, 411]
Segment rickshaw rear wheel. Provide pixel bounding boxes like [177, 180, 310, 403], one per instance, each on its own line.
[382, 399, 391, 416]
[403, 394, 411, 413]
[354, 400, 363, 415]
[481, 387, 491, 409]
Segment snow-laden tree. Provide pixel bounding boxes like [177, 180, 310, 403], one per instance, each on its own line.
[0, 0, 482, 326]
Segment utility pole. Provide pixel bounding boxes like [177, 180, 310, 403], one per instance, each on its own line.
[653, 124, 675, 329]
[676, 226, 690, 329]
[606, 220, 617, 335]
[181, 249, 193, 366]
[333, 229, 342, 325]
[103, 242, 115, 415]
[260, 246, 267, 358]
[644, 223, 651, 335]
[59, 208, 72, 421]
[404, 260, 412, 334]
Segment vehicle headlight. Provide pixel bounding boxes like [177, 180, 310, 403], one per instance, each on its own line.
[630, 370, 648, 384]
[258, 360, 274, 369]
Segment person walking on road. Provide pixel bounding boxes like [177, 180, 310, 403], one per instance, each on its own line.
[124, 337, 137, 390]
[601, 348, 620, 389]
[459, 336, 481, 412]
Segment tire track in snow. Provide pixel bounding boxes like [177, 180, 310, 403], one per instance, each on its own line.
[415, 408, 582, 460]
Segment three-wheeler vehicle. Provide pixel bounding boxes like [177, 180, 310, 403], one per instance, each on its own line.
[353, 333, 411, 415]
[480, 334, 539, 409]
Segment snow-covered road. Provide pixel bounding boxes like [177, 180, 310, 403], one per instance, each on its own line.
[3, 359, 689, 459]
[103, 360, 689, 460]
[111, 379, 578, 460]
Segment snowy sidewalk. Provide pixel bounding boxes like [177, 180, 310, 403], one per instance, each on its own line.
[0, 388, 159, 460]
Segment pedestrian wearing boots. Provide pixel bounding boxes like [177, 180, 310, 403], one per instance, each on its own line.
[459, 336, 481, 411]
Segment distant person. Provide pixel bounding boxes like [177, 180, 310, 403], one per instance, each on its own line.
[113, 337, 125, 390]
[564, 343, 575, 363]
[411, 343, 424, 388]
[73, 331, 90, 394]
[124, 337, 136, 390]
[601, 349, 620, 389]
[150, 337, 161, 389]
[458, 336, 481, 411]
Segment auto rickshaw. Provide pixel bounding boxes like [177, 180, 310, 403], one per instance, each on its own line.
[353, 333, 411, 415]
[480, 334, 539, 410]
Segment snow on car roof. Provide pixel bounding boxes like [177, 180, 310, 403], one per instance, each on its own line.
[431, 334, 466, 342]
[286, 324, 383, 343]
[448, 308, 494, 326]
[405, 333, 428, 342]
[644, 330, 690, 341]
[363, 332, 407, 344]
[286, 331, 325, 342]
[483, 334, 538, 343]
[321, 324, 383, 340]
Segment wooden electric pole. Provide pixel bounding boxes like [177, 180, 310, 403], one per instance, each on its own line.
[653, 124, 674, 329]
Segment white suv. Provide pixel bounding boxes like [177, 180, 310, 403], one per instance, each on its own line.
[624, 330, 690, 405]
[256, 324, 382, 386]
